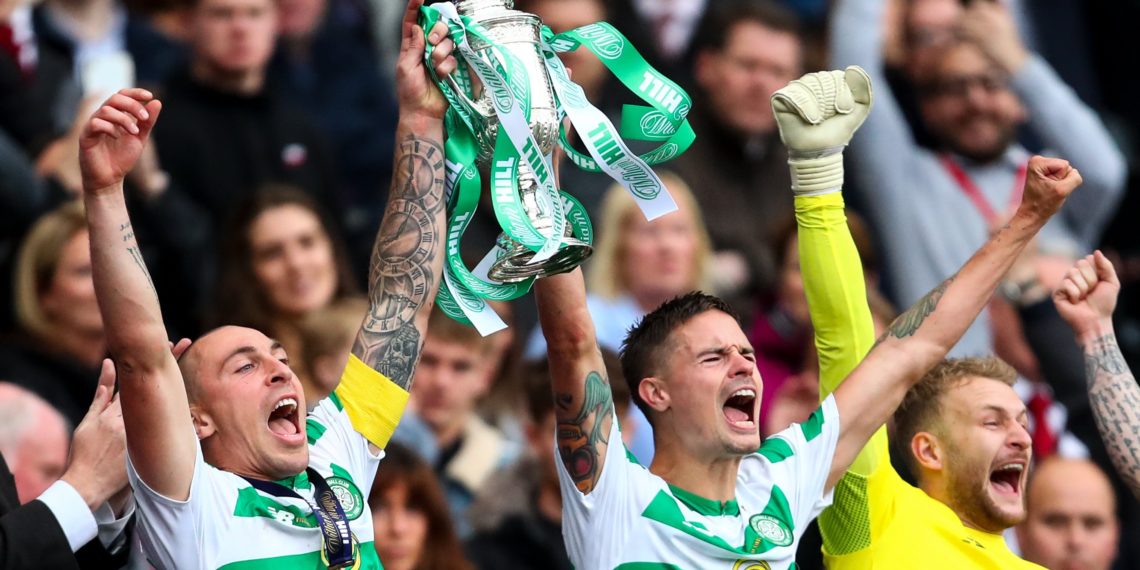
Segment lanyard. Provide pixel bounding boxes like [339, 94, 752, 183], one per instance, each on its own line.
[940, 154, 1028, 224]
[242, 468, 355, 569]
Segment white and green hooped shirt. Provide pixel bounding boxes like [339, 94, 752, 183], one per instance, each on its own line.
[127, 394, 383, 569]
[560, 395, 840, 570]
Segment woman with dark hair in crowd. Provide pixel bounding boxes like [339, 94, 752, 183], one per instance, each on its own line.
[369, 443, 474, 570]
[0, 201, 103, 426]
[212, 185, 364, 397]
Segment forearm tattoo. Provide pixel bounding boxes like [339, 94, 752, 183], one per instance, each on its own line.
[556, 371, 614, 493]
[1084, 334, 1140, 498]
[353, 135, 445, 390]
[120, 222, 156, 294]
[875, 277, 953, 345]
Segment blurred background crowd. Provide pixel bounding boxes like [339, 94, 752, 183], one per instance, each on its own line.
[0, 0, 1138, 568]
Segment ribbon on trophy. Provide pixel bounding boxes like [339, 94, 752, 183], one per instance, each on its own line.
[420, 2, 693, 335]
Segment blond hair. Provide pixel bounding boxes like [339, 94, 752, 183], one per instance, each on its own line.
[587, 172, 713, 299]
[893, 357, 1018, 477]
[14, 201, 87, 341]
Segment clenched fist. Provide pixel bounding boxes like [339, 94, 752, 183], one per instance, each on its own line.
[1054, 251, 1119, 342]
[1018, 156, 1082, 224]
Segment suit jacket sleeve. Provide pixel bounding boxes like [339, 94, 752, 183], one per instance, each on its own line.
[0, 454, 81, 570]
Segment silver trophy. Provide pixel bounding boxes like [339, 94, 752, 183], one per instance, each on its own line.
[452, 0, 592, 283]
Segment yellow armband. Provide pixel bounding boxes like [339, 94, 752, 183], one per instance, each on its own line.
[333, 354, 409, 449]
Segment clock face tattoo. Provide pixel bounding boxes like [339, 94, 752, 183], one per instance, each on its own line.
[364, 266, 429, 333]
[375, 199, 437, 278]
[393, 139, 445, 211]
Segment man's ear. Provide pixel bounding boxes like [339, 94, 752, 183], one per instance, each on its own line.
[1010, 97, 1028, 127]
[693, 50, 718, 92]
[191, 405, 215, 441]
[911, 431, 944, 472]
[473, 359, 496, 398]
[639, 377, 670, 414]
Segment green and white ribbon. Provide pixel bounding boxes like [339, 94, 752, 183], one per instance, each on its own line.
[544, 23, 695, 215]
[421, 3, 692, 334]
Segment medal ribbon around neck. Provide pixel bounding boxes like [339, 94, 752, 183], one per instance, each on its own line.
[241, 468, 356, 569]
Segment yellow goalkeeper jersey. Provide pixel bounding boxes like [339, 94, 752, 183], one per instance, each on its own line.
[821, 445, 1042, 569]
[793, 192, 1042, 570]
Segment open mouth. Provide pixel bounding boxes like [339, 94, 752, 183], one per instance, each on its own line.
[989, 462, 1024, 496]
[268, 397, 301, 440]
[722, 388, 757, 430]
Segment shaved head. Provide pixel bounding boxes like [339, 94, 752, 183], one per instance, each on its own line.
[177, 328, 220, 402]
[1018, 458, 1118, 570]
[178, 325, 307, 480]
[178, 326, 283, 402]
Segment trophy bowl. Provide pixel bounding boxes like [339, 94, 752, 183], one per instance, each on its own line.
[455, 0, 593, 283]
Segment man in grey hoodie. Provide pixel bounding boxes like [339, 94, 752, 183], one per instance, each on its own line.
[831, 0, 1125, 357]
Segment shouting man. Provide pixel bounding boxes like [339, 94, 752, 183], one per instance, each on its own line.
[76, 0, 456, 567]
[533, 67, 1080, 568]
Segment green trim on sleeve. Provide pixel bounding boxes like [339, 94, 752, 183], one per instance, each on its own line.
[305, 418, 327, 446]
[800, 405, 825, 442]
[757, 437, 795, 464]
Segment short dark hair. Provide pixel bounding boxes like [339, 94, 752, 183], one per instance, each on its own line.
[689, 0, 800, 56]
[892, 357, 1017, 479]
[620, 292, 737, 423]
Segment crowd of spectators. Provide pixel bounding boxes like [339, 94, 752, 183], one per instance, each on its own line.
[2, 0, 1138, 568]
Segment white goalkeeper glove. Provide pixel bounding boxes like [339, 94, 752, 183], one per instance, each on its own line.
[771, 66, 873, 196]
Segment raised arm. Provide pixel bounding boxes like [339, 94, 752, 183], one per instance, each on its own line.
[826, 156, 1081, 487]
[1052, 252, 1140, 498]
[333, 0, 456, 451]
[771, 66, 885, 556]
[79, 89, 196, 500]
[829, 0, 922, 207]
[535, 269, 613, 495]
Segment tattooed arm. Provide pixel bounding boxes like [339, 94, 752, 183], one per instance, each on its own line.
[349, 129, 446, 387]
[350, 0, 455, 388]
[823, 156, 1082, 489]
[1053, 252, 1140, 497]
[80, 89, 200, 500]
[535, 269, 614, 494]
[337, 0, 456, 450]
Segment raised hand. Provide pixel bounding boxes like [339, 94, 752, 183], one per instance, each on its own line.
[79, 88, 162, 193]
[396, 0, 457, 121]
[958, 0, 1028, 74]
[1017, 156, 1082, 223]
[771, 66, 874, 154]
[60, 359, 128, 510]
[1054, 251, 1120, 340]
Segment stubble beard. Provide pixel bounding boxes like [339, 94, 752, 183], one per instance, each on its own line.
[946, 460, 1024, 531]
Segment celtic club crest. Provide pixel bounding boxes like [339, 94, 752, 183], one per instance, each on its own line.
[327, 476, 364, 521]
[748, 513, 792, 547]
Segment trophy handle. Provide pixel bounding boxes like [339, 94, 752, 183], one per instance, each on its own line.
[446, 74, 493, 118]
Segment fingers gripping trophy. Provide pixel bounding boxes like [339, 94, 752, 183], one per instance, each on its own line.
[419, 0, 696, 334]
